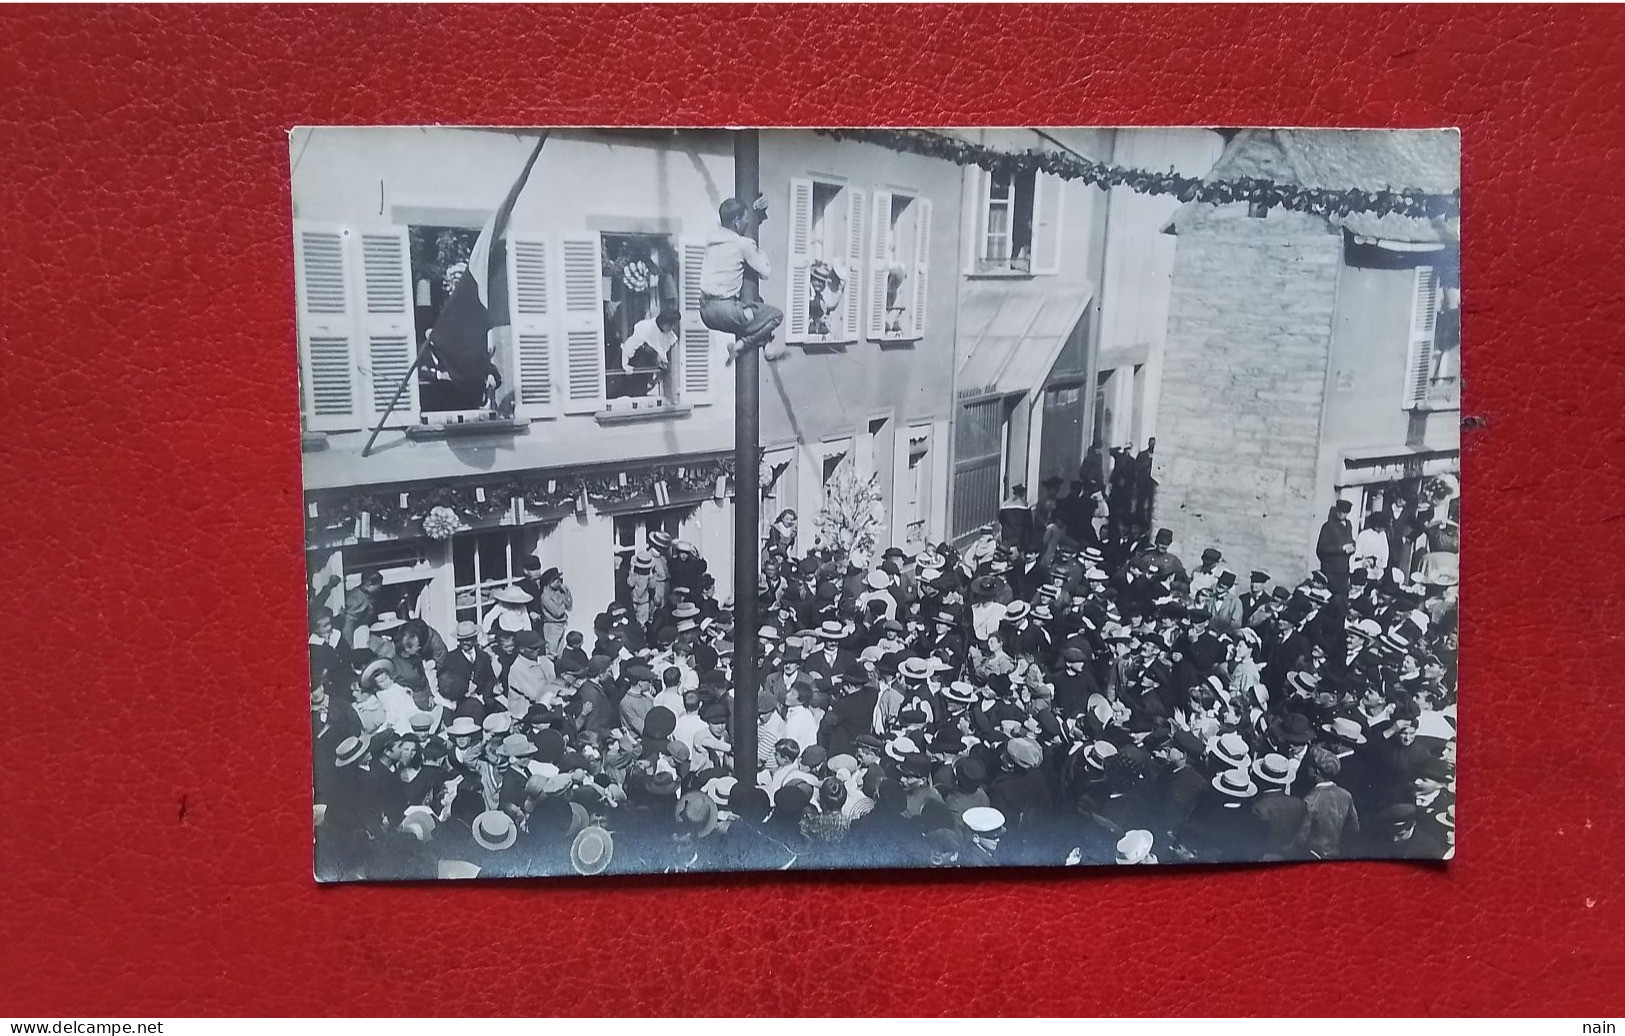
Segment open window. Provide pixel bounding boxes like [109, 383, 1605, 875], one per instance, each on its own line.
[601, 232, 682, 410]
[612, 508, 689, 604]
[410, 225, 485, 413]
[973, 168, 1062, 276]
[867, 192, 932, 342]
[786, 178, 865, 344]
[452, 526, 543, 628]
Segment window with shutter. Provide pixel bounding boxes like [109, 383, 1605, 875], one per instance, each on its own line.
[1404, 265, 1440, 409]
[1032, 174, 1063, 275]
[785, 178, 814, 343]
[558, 234, 606, 414]
[869, 191, 924, 343]
[294, 222, 362, 432]
[357, 227, 419, 426]
[976, 168, 1038, 274]
[843, 186, 866, 341]
[679, 237, 714, 406]
[911, 197, 932, 339]
[506, 236, 558, 419]
[867, 190, 892, 340]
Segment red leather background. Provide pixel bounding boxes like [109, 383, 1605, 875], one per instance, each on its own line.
[2, 3, 1620, 1018]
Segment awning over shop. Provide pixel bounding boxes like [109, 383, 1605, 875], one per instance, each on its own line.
[1337, 444, 1459, 487]
[956, 283, 1092, 400]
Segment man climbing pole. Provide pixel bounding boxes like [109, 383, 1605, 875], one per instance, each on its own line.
[698, 195, 786, 363]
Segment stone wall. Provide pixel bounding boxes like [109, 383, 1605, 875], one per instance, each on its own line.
[1154, 210, 1342, 583]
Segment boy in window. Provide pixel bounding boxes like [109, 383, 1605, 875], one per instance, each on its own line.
[699, 197, 785, 362]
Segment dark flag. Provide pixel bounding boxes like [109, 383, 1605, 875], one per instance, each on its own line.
[428, 132, 549, 394]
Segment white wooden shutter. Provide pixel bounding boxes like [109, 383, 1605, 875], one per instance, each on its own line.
[1404, 265, 1439, 408]
[842, 186, 866, 342]
[293, 222, 362, 432]
[1032, 174, 1063, 275]
[966, 168, 988, 275]
[910, 198, 932, 339]
[506, 236, 558, 419]
[558, 234, 606, 414]
[679, 237, 714, 406]
[785, 178, 814, 343]
[356, 226, 418, 426]
[867, 190, 892, 340]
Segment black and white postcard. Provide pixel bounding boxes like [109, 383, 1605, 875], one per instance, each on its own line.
[294, 127, 1459, 880]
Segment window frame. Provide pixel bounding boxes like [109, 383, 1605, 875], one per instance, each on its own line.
[452, 527, 541, 629]
[868, 191, 931, 344]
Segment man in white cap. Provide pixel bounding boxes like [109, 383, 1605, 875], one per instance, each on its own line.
[960, 806, 1006, 865]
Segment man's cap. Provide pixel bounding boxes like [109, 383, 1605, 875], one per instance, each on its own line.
[962, 806, 1006, 835]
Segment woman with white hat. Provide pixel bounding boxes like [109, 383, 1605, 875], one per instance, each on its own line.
[482, 585, 535, 638]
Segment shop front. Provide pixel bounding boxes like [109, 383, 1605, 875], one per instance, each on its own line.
[305, 454, 736, 644]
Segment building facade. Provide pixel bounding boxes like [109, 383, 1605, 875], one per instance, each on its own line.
[1153, 129, 1462, 581]
[753, 132, 964, 555]
[293, 128, 740, 633]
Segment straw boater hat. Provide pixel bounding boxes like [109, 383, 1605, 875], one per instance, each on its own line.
[632, 550, 654, 572]
[884, 735, 921, 763]
[491, 586, 533, 605]
[649, 530, 674, 551]
[334, 736, 368, 767]
[1323, 716, 1368, 746]
[817, 619, 849, 641]
[673, 539, 698, 555]
[1083, 740, 1119, 771]
[370, 612, 405, 633]
[1115, 829, 1155, 865]
[454, 620, 481, 641]
[481, 713, 513, 736]
[1211, 767, 1259, 798]
[942, 681, 978, 705]
[898, 656, 933, 682]
[446, 716, 482, 738]
[399, 806, 436, 842]
[498, 734, 538, 758]
[1210, 731, 1251, 769]
[359, 658, 397, 689]
[471, 810, 517, 851]
[570, 826, 614, 876]
[866, 569, 893, 590]
[1252, 753, 1294, 786]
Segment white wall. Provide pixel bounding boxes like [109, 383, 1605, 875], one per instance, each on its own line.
[1096, 128, 1227, 449]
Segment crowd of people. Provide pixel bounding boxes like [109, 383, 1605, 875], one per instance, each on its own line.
[310, 473, 1458, 880]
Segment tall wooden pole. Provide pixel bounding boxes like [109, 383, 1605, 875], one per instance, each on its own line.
[731, 129, 762, 789]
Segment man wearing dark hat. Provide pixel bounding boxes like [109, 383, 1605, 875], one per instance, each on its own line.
[1239, 571, 1272, 626]
[1188, 547, 1228, 598]
[820, 663, 881, 758]
[1049, 645, 1101, 719]
[535, 567, 574, 657]
[1316, 499, 1357, 596]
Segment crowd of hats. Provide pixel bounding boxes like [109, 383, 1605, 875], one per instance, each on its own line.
[310, 508, 1457, 879]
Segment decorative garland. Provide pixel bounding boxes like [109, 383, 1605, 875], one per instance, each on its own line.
[815, 129, 1460, 221]
[305, 457, 738, 541]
